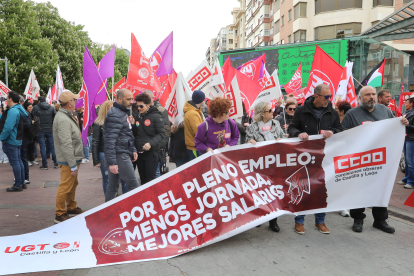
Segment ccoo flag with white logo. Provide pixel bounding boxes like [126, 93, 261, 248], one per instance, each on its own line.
[0, 118, 404, 275]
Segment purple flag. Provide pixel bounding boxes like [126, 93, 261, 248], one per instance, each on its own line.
[94, 46, 115, 106]
[80, 46, 103, 147]
[150, 32, 173, 77]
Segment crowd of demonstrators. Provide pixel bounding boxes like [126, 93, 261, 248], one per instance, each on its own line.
[399, 96, 414, 190]
[342, 86, 409, 234]
[0, 91, 29, 191]
[32, 96, 58, 170]
[103, 89, 139, 202]
[92, 100, 127, 195]
[194, 97, 240, 153]
[142, 90, 171, 178]
[184, 90, 205, 160]
[52, 91, 84, 223]
[132, 93, 165, 184]
[246, 101, 285, 232]
[288, 84, 343, 235]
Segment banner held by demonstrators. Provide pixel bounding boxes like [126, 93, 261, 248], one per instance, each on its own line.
[0, 118, 404, 275]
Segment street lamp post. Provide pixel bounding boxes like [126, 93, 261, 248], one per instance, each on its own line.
[0, 57, 8, 87]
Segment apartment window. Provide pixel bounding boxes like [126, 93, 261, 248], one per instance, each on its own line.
[294, 3, 307, 20]
[274, 0, 280, 12]
[235, 43, 238, 48]
[281, 16, 284, 26]
[373, 0, 394, 7]
[274, 20, 280, 34]
[229, 30, 233, 34]
[288, 35, 291, 43]
[264, 29, 270, 36]
[229, 39, 233, 44]
[294, 30, 306, 42]
[315, 0, 363, 15]
[288, 9, 292, 21]
[235, 30, 238, 36]
[314, 23, 362, 40]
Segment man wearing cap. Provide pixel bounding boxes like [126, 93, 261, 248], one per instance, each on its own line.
[53, 91, 84, 223]
[183, 90, 205, 161]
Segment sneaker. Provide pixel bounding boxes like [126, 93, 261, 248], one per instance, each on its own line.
[35, 158, 41, 162]
[81, 158, 89, 164]
[352, 218, 364, 232]
[67, 207, 84, 217]
[54, 165, 59, 169]
[340, 210, 350, 217]
[373, 220, 395, 234]
[6, 185, 23, 192]
[397, 180, 406, 185]
[22, 184, 27, 189]
[269, 218, 280, 232]
[404, 184, 414, 189]
[0, 160, 3, 163]
[28, 161, 33, 167]
[294, 223, 305, 235]
[40, 165, 48, 170]
[32, 161, 39, 165]
[54, 213, 70, 224]
[316, 223, 330, 234]
[3, 160, 9, 164]
[24, 180, 30, 184]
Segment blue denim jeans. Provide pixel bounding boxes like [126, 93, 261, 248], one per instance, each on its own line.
[402, 141, 414, 187]
[99, 152, 128, 195]
[295, 213, 326, 224]
[155, 162, 162, 178]
[38, 130, 57, 166]
[2, 142, 24, 187]
[20, 145, 29, 180]
[175, 158, 187, 167]
[187, 149, 202, 161]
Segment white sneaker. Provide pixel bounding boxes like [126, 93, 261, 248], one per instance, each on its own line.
[3, 160, 9, 164]
[397, 181, 406, 185]
[404, 184, 414, 189]
[32, 161, 39, 165]
[24, 180, 30, 184]
[0, 161, 3, 164]
[81, 158, 89, 164]
[340, 210, 350, 217]
[28, 161, 33, 167]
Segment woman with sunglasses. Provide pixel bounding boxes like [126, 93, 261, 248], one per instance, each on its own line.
[245, 101, 285, 232]
[132, 93, 165, 185]
[194, 97, 240, 153]
[276, 101, 297, 137]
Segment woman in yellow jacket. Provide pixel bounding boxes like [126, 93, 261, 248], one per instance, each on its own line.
[183, 90, 205, 161]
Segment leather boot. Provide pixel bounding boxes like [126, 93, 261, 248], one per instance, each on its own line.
[373, 220, 395, 234]
[269, 218, 280, 232]
[352, 218, 364, 232]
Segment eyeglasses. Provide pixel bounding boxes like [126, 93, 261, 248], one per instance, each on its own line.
[137, 105, 146, 109]
[319, 95, 332, 100]
[265, 109, 272, 113]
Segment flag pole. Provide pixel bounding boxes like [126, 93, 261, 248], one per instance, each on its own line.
[353, 77, 364, 87]
[112, 77, 114, 101]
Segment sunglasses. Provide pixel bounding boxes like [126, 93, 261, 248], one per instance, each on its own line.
[319, 95, 333, 100]
[137, 105, 146, 109]
[287, 107, 296, 111]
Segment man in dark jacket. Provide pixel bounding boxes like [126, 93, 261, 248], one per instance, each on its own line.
[143, 90, 171, 177]
[104, 89, 139, 202]
[288, 84, 343, 235]
[32, 96, 58, 169]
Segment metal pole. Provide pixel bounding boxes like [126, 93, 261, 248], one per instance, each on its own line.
[112, 76, 114, 101]
[5, 57, 8, 87]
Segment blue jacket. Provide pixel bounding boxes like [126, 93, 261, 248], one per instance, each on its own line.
[0, 104, 28, 146]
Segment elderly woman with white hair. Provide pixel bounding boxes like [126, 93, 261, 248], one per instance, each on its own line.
[246, 101, 285, 232]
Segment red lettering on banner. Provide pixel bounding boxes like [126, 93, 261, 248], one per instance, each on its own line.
[334, 147, 386, 174]
[188, 67, 212, 90]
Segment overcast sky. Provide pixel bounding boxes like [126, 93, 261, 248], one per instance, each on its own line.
[32, 0, 237, 76]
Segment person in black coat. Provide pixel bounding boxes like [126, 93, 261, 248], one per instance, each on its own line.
[20, 100, 33, 184]
[287, 84, 343, 236]
[275, 101, 297, 137]
[132, 93, 165, 184]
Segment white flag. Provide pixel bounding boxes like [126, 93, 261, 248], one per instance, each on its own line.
[334, 61, 354, 103]
[46, 87, 52, 104]
[165, 72, 192, 125]
[54, 65, 65, 101]
[249, 69, 283, 111]
[208, 59, 226, 99]
[24, 69, 40, 100]
[0, 80, 10, 98]
[186, 60, 216, 96]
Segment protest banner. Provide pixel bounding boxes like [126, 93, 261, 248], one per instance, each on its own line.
[0, 118, 404, 275]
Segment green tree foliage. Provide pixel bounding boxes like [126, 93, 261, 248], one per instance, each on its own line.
[0, 0, 129, 96]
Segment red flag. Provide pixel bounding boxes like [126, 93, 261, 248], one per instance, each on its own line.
[158, 70, 177, 107]
[110, 77, 126, 97]
[387, 99, 396, 113]
[237, 54, 266, 85]
[126, 33, 161, 95]
[291, 88, 306, 105]
[346, 77, 358, 108]
[397, 82, 406, 117]
[284, 63, 302, 94]
[404, 191, 414, 208]
[222, 57, 236, 90]
[304, 45, 343, 98]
